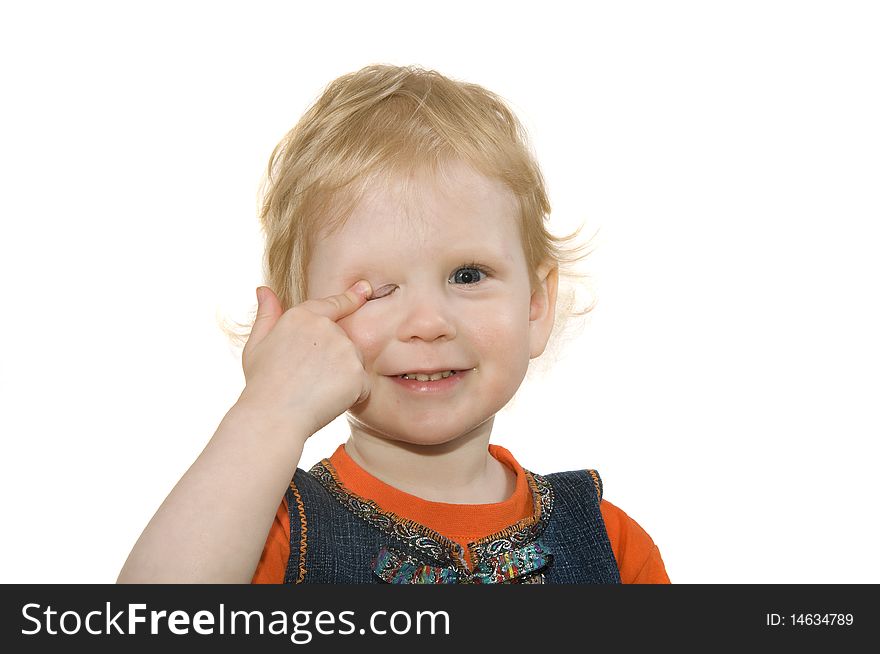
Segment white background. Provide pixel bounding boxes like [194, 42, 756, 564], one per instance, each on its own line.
[1, 1, 877, 584]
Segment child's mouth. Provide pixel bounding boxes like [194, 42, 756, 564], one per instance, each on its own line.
[389, 369, 471, 393]
[398, 370, 458, 381]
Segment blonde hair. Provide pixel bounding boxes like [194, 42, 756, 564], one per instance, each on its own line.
[220, 63, 596, 368]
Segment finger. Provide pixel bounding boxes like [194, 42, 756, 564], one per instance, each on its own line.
[304, 280, 372, 322]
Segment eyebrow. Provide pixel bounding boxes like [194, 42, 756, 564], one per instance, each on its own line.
[337, 262, 385, 281]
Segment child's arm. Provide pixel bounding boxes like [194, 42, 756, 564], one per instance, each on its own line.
[116, 400, 311, 583]
[117, 281, 373, 583]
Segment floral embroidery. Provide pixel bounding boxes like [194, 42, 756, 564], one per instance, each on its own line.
[308, 458, 555, 581]
[469, 470, 553, 569]
[372, 541, 553, 584]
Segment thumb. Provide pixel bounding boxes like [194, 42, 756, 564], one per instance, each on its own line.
[248, 286, 283, 349]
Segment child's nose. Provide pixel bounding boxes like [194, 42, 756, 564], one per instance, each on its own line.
[394, 292, 457, 342]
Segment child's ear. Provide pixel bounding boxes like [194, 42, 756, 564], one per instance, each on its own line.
[529, 260, 559, 359]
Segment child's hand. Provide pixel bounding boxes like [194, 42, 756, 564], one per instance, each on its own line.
[237, 281, 373, 437]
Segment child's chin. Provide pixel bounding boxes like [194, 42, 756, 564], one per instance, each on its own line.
[345, 412, 483, 448]
[388, 432, 465, 448]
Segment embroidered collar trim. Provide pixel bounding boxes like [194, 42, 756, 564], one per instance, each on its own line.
[308, 458, 554, 574]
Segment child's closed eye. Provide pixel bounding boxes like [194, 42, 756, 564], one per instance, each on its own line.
[367, 284, 398, 301]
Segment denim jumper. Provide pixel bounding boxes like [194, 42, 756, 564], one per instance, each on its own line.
[283, 459, 621, 584]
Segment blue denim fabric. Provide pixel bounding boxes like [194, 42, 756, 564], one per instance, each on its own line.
[283, 462, 621, 584]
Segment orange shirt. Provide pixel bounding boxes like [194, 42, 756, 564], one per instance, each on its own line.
[252, 444, 670, 584]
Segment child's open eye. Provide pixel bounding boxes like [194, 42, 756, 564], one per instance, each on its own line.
[450, 263, 491, 286]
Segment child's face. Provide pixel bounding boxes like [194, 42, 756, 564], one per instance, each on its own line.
[306, 159, 556, 446]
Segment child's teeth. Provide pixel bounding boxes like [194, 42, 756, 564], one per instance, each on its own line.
[400, 371, 456, 381]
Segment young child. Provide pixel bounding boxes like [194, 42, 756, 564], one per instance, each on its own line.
[118, 64, 669, 584]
